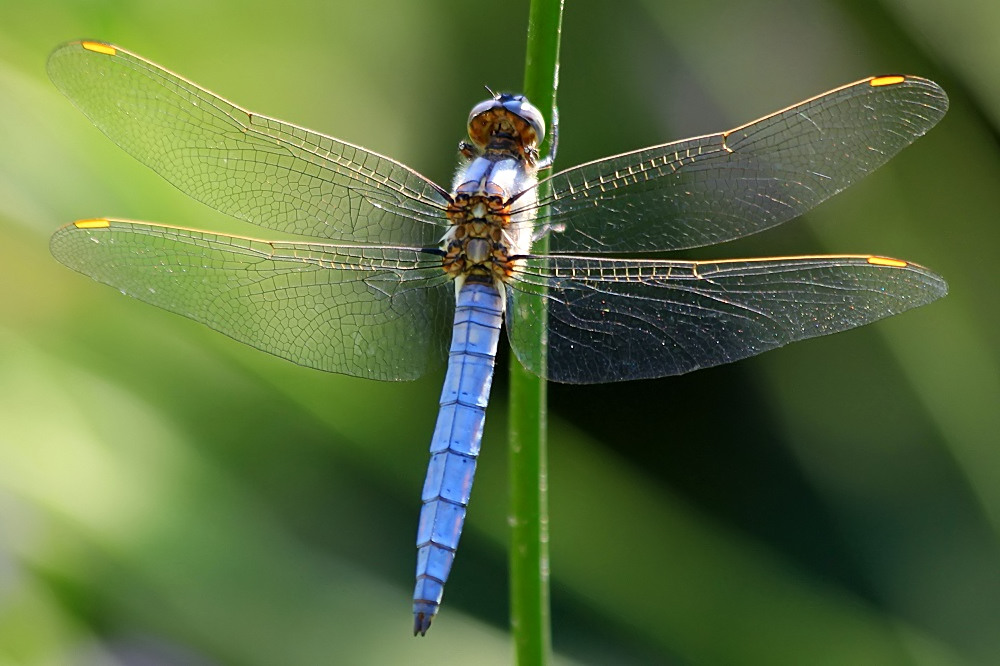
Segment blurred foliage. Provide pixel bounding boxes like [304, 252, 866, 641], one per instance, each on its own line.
[1, 0, 998, 664]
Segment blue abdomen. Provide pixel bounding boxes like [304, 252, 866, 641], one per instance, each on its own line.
[413, 280, 504, 635]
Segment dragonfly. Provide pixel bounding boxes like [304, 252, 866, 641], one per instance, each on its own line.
[48, 40, 948, 635]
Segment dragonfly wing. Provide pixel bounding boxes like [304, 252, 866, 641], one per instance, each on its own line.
[506, 254, 947, 383]
[47, 41, 450, 246]
[51, 219, 451, 381]
[519, 76, 947, 253]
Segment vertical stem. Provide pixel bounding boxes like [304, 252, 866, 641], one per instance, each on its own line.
[509, 1, 563, 664]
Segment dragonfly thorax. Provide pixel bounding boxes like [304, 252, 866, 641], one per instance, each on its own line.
[442, 192, 519, 288]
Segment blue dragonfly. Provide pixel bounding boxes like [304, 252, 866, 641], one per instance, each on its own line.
[48, 41, 948, 635]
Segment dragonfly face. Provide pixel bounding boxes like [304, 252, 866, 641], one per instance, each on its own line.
[466, 93, 546, 155]
[47, 40, 948, 634]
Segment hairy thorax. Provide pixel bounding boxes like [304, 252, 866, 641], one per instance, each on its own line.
[442, 153, 537, 292]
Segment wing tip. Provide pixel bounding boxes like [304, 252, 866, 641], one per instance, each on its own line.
[865, 255, 949, 298]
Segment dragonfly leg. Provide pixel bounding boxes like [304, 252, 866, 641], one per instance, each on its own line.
[535, 105, 559, 171]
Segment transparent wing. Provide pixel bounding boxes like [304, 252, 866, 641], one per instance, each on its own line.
[47, 41, 450, 246]
[506, 254, 947, 383]
[515, 76, 948, 253]
[50, 219, 452, 380]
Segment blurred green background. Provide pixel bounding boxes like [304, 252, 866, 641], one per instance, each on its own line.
[1, 0, 998, 664]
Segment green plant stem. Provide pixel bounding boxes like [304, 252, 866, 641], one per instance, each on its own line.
[509, 1, 563, 664]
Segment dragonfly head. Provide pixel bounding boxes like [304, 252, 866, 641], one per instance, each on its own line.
[467, 93, 545, 154]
